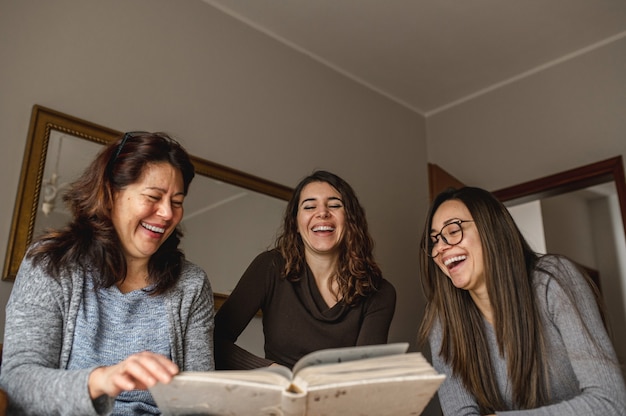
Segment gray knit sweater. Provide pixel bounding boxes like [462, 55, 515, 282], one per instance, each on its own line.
[430, 255, 626, 415]
[0, 255, 215, 415]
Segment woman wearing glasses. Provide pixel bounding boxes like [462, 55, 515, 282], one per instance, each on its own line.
[0, 132, 214, 415]
[418, 186, 626, 415]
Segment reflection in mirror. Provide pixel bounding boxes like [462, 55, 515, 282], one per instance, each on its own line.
[34, 131, 102, 232]
[180, 177, 287, 296]
[4, 105, 292, 310]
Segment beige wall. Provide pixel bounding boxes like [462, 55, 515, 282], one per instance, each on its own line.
[426, 37, 626, 189]
[0, 0, 428, 352]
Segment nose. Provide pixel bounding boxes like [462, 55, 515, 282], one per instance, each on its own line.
[316, 207, 330, 218]
[156, 200, 173, 220]
[432, 237, 451, 257]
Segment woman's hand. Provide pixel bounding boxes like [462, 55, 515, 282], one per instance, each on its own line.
[88, 351, 179, 399]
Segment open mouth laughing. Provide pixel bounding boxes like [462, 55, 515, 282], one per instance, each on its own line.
[444, 255, 466, 269]
[141, 221, 165, 234]
[312, 225, 335, 232]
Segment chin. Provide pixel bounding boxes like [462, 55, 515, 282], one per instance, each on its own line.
[449, 277, 469, 290]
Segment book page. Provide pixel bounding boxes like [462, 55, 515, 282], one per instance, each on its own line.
[151, 346, 445, 416]
[294, 352, 445, 416]
[254, 364, 293, 380]
[171, 368, 291, 387]
[295, 352, 439, 387]
[292, 342, 409, 375]
[151, 375, 288, 416]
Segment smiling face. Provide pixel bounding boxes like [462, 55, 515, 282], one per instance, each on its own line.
[297, 181, 346, 258]
[431, 199, 486, 294]
[110, 162, 185, 265]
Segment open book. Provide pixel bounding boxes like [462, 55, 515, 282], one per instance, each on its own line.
[150, 343, 445, 416]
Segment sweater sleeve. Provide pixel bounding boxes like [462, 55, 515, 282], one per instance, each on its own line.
[429, 320, 483, 415]
[0, 257, 112, 416]
[497, 257, 626, 416]
[214, 251, 275, 370]
[355, 278, 397, 345]
[429, 256, 626, 416]
[171, 261, 216, 372]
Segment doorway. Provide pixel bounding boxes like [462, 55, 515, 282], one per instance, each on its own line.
[492, 156, 626, 375]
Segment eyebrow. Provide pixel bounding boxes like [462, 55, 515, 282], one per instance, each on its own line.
[300, 196, 343, 206]
[430, 218, 462, 234]
[145, 186, 185, 197]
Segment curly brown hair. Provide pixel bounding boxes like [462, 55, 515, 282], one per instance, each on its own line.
[274, 170, 382, 305]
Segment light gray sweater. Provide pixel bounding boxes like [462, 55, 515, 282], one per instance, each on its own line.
[430, 255, 626, 415]
[0, 255, 215, 415]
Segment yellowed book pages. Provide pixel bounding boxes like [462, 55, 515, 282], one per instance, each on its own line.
[150, 343, 445, 416]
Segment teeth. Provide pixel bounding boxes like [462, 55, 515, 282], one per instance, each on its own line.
[142, 222, 165, 234]
[313, 225, 334, 232]
[444, 255, 466, 267]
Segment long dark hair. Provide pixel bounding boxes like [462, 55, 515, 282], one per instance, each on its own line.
[418, 186, 607, 413]
[28, 131, 195, 294]
[274, 170, 382, 305]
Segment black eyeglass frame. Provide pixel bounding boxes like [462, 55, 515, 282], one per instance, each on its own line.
[426, 219, 474, 258]
[107, 131, 151, 172]
[111, 131, 149, 165]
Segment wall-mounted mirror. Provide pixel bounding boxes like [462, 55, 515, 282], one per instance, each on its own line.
[3, 105, 292, 309]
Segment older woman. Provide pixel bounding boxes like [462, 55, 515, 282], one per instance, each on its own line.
[0, 132, 214, 415]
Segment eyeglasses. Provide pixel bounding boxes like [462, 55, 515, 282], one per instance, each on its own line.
[108, 131, 147, 170]
[111, 131, 147, 165]
[426, 220, 474, 258]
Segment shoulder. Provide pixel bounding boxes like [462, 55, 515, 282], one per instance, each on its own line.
[243, 249, 284, 276]
[14, 253, 68, 294]
[532, 254, 596, 310]
[533, 254, 588, 289]
[375, 278, 396, 299]
[253, 249, 283, 265]
[364, 278, 397, 307]
[180, 259, 209, 280]
[162, 260, 215, 312]
[9, 253, 82, 314]
[535, 254, 578, 274]
[175, 260, 213, 295]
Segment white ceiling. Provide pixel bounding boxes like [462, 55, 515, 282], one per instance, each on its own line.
[202, 0, 626, 116]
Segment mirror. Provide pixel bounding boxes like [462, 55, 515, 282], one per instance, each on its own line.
[3, 105, 292, 308]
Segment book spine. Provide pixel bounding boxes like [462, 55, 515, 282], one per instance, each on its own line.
[281, 389, 306, 416]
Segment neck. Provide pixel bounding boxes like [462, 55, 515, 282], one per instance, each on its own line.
[305, 251, 341, 306]
[305, 251, 338, 279]
[469, 288, 493, 324]
[117, 258, 150, 294]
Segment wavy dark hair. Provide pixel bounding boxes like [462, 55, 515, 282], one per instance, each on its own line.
[417, 186, 608, 414]
[28, 131, 195, 295]
[274, 170, 382, 305]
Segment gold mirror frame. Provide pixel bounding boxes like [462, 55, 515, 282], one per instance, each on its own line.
[3, 105, 293, 307]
